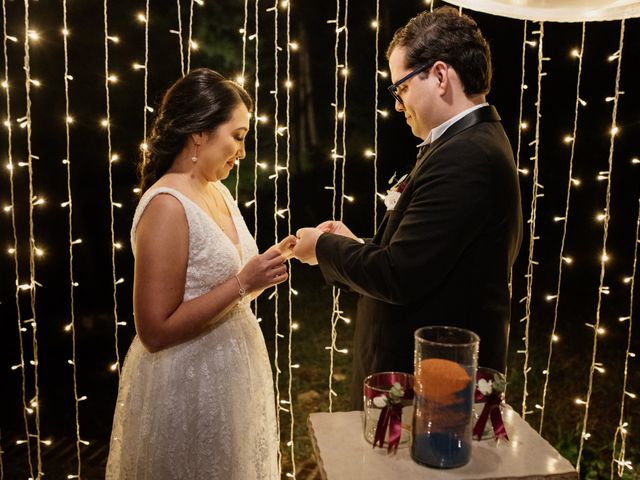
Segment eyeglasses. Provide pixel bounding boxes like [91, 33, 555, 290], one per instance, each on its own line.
[387, 64, 430, 104]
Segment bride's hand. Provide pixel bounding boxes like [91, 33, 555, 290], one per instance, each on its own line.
[267, 234, 298, 260]
[237, 249, 288, 293]
[316, 220, 358, 240]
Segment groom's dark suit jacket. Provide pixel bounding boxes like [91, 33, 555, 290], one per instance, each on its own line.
[316, 106, 523, 409]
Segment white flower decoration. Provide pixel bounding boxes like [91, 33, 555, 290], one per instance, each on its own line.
[384, 191, 401, 211]
[373, 395, 388, 408]
[477, 378, 493, 396]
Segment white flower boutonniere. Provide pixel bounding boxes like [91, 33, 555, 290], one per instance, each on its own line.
[383, 174, 408, 211]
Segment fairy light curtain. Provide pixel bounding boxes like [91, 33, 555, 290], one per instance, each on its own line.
[1, 0, 639, 478]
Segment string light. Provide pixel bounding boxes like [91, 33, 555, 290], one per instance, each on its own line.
[538, 23, 586, 436]
[372, 0, 380, 230]
[235, 0, 250, 199]
[175, 0, 185, 76]
[186, 0, 195, 72]
[520, 24, 546, 421]
[576, 19, 626, 474]
[3, 0, 35, 475]
[103, 0, 122, 376]
[22, 0, 44, 475]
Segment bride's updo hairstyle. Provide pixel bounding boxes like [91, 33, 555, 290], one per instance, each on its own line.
[138, 68, 253, 192]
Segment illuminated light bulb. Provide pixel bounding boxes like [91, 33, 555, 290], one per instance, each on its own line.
[563, 135, 574, 144]
[619, 316, 631, 322]
[596, 213, 606, 222]
[145, 106, 154, 113]
[597, 327, 606, 335]
[195, 0, 204, 5]
[608, 51, 620, 62]
[235, 75, 245, 86]
[78, 396, 87, 401]
[7, 248, 16, 254]
[277, 126, 288, 136]
[284, 80, 293, 89]
[28, 30, 40, 41]
[364, 149, 375, 158]
[376, 109, 389, 117]
[71, 239, 83, 245]
[377, 70, 388, 78]
[257, 162, 268, 169]
[575, 398, 586, 405]
[107, 35, 120, 43]
[341, 68, 349, 77]
[578, 98, 587, 106]
[535, 404, 543, 410]
[2, 80, 8, 88]
[132, 63, 145, 70]
[3, 120, 9, 128]
[594, 366, 605, 373]
[64, 324, 72, 332]
[115, 277, 125, 285]
[244, 199, 256, 207]
[113, 202, 123, 209]
[545, 294, 557, 301]
[137, 12, 147, 23]
[337, 111, 344, 119]
[623, 276, 632, 284]
[114, 242, 123, 250]
[66, 116, 74, 124]
[110, 363, 118, 371]
[552, 334, 559, 342]
[117, 321, 127, 326]
[525, 40, 537, 47]
[3, 205, 12, 212]
[68, 359, 74, 365]
[280, 0, 288, 7]
[111, 154, 120, 163]
[18, 284, 32, 291]
[6, 35, 18, 42]
[256, 115, 269, 123]
[189, 40, 199, 51]
[26, 407, 34, 414]
[62, 28, 70, 36]
[625, 392, 637, 399]
[41, 439, 52, 446]
[370, 20, 378, 28]
[631, 157, 639, 164]
[107, 74, 118, 83]
[343, 195, 354, 202]
[29, 79, 42, 87]
[570, 48, 581, 58]
[520, 122, 529, 130]
[570, 178, 581, 186]
[518, 168, 529, 175]
[80, 440, 90, 446]
[553, 216, 566, 222]
[611, 126, 619, 136]
[341, 317, 351, 324]
[562, 256, 573, 264]
[601, 253, 609, 262]
[32, 197, 46, 206]
[289, 41, 299, 51]
[140, 143, 148, 151]
[133, 187, 141, 194]
[35, 247, 44, 257]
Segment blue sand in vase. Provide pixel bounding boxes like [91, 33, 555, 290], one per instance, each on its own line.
[411, 378, 474, 468]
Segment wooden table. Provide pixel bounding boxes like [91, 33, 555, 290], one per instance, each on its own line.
[307, 405, 578, 480]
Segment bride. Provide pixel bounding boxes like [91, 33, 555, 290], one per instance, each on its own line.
[106, 68, 294, 479]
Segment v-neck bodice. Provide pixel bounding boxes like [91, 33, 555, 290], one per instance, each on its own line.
[131, 183, 258, 302]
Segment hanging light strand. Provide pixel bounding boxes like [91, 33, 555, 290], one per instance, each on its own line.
[22, 0, 44, 474]
[284, 0, 296, 476]
[610, 197, 639, 478]
[372, 0, 380, 230]
[515, 20, 528, 174]
[269, 1, 283, 475]
[235, 0, 250, 199]
[103, 0, 122, 376]
[538, 22, 586, 435]
[62, 0, 83, 475]
[175, 0, 185, 76]
[186, 0, 195, 72]
[576, 19, 626, 473]
[520, 23, 545, 421]
[143, 0, 150, 143]
[327, 0, 341, 413]
[3, 0, 35, 475]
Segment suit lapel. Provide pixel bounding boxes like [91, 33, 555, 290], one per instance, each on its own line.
[372, 105, 502, 244]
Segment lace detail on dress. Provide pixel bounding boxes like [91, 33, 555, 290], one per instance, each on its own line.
[106, 183, 278, 479]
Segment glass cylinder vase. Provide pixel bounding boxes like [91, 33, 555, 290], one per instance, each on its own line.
[411, 326, 479, 468]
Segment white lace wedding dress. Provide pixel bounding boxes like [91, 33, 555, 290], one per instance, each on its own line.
[106, 183, 279, 480]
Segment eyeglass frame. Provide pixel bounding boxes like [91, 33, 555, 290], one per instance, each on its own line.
[387, 63, 432, 104]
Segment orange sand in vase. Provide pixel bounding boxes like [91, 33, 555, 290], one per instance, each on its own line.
[414, 358, 472, 431]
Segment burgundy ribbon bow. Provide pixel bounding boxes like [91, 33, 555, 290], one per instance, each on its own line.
[473, 378, 509, 441]
[373, 402, 404, 454]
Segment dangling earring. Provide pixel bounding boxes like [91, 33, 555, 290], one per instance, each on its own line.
[192, 143, 199, 163]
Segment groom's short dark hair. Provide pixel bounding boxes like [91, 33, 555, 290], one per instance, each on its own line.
[386, 6, 492, 96]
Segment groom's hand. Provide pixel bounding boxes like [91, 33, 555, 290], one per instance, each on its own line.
[292, 228, 323, 265]
[316, 220, 357, 240]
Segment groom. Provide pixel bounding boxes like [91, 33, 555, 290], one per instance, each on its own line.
[293, 6, 522, 409]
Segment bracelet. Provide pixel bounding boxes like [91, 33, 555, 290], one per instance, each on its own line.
[234, 275, 247, 298]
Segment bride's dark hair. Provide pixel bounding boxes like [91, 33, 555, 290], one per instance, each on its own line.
[138, 68, 253, 193]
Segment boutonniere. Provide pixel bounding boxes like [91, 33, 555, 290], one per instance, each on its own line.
[473, 369, 509, 441]
[383, 174, 408, 211]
